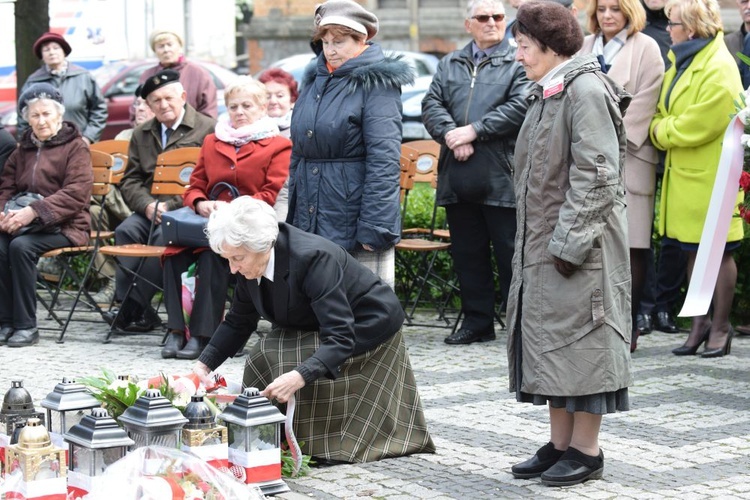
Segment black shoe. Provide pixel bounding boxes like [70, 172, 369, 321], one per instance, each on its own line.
[511, 442, 565, 479]
[102, 305, 137, 330]
[444, 327, 495, 345]
[541, 447, 604, 487]
[701, 328, 733, 358]
[7, 328, 39, 347]
[0, 326, 13, 345]
[123, 307, 162, 333]
[161, 330, 186, 359]
[176, 336, 208, 360]
[672, 324, 710, 356]
[654, 311, 680, 333]
[636, 313, 652, 335]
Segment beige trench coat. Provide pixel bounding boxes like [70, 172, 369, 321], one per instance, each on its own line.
[580, 33, 664, 248]
[507, 55, 633, 397]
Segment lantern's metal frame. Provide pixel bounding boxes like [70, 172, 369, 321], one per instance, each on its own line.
[6, 417, 67, 482]
[117, 389, 187, 449]
[41, 377, 100, 436]
[218, 387, 289, 495]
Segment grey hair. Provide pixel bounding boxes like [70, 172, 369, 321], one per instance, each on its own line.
[20, 97, 65, 122]
[466, 0, 505, 18]
[207, 196, 279, 255]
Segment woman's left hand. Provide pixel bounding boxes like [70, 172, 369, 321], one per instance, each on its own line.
[261, 370, 305, 404]
[553, 256, 579, 277]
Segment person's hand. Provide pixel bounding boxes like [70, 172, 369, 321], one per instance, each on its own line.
[445, 125, 477, 150]
[2, 207, 37, 235]
[0, 212, 11, 234]
[192, 361, 212, 387]
[452, 143, 474, 162]
[195, 200, 227, 218]
[261, 370, 305, 404]
[145, 201, 167, 224]
[361, 243, 374, 252]
[553, 256, 579, 277]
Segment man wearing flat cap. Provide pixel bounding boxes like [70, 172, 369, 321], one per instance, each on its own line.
[139, 29, 218, 119]
[106, 69, 215, 333]
[422, 0, 532, 345]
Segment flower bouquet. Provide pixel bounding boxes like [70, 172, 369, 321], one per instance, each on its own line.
[86, 445, 263, 499]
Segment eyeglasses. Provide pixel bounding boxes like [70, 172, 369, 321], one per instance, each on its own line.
[666, 21, 683, 28]
[471, 13, 506, 23]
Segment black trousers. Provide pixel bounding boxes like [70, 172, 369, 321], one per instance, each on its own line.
[640, 237, 687, 315]
[445, 203, 516, 333]
[163, 249, 231, 339]
[113, 214, 164, 308]
[0, 232, 72, 329]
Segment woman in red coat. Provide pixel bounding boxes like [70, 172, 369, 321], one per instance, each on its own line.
[161, 76, 291, 359]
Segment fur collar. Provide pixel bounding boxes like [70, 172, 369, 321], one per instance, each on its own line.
[302, 43, 415, 93]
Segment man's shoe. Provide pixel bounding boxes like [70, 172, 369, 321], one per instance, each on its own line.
[101, 307, 135, 330]
[654, 311, 680, 333]
[161, 330, 186, 359]
[176, 336, 208, 360]
[90, 280, 115, 306]
[7, 329, 39, 347]
[541, 447, 603, 487]
[444, 328, 495, 345]
[511, 442, 565, 479]
[0, 327, 14, 346]
[636, 313, 652, 335]
[123, 307, 162, 333]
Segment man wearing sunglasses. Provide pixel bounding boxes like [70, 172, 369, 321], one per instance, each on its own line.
[422, 0, 532, 345]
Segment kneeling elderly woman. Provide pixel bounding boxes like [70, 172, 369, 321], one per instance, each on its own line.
[193, 197, 435, 463]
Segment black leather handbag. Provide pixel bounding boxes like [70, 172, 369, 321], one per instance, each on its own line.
[162, 182, 240, 247]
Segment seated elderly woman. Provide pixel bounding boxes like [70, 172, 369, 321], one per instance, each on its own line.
[161, 76, 291, 360]
[193, 197, 435, 463]
[0, 83, 93, 347]
[258, 67, 299, 222]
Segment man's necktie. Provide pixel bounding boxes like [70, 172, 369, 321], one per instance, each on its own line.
[475, 51, 487, 65]
[163, 127, 173, 148]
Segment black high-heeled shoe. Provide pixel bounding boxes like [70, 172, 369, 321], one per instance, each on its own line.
[701, 328, 733, 358]
[672, 325, 711, 356]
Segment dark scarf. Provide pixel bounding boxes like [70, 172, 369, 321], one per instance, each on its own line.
[665, 37, 712, 109]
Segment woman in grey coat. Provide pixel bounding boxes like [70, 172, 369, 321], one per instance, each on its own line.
[288, 0, 413, 287]
[507, 2, 632, 487]
[18, 32, 107, 144]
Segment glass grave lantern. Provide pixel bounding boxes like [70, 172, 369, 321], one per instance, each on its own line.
[5, 417, 67, 500]
[117, 388, 187, 449]
[181, 392, 228, 470]
[41, 377, 100, 451]
[0, 379, 45, 478]
[217, 387, 289, 495]
[64, 407, 134, 498]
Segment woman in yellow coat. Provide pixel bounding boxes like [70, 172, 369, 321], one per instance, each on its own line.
[649, 0, 744, 358]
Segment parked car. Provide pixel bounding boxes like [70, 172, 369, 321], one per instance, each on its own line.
[401, 75, 434, 141]
[262, 51, 439, 142]
[94, 59, 238, 139]
[0, 60, 238, 141]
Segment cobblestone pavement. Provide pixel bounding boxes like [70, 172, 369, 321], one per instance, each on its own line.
[1, 307, 749, 499]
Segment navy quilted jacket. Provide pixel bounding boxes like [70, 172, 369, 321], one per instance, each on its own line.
[288, 43, 413, 252]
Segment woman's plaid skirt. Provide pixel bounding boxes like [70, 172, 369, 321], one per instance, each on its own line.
[243, 328, 435, 463]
